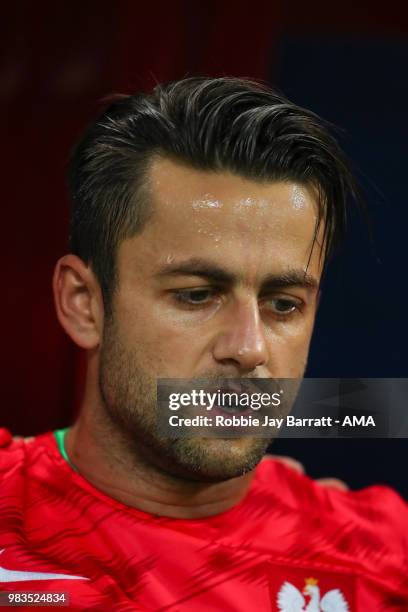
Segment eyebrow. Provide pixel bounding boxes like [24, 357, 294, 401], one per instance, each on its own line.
[156, 258, 319, 291]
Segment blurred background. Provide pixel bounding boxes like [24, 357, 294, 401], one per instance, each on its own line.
[1, 1, 407, 496]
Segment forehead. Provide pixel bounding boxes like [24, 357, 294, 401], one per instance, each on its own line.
[119, 157, 324, 282]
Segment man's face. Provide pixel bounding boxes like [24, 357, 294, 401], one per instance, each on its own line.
[99, 158, 323, 481]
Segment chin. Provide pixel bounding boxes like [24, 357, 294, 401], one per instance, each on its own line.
[161, 437, 270, 482]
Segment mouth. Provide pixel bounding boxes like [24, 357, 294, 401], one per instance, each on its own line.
[215, 403, 250, 415]
[205, 383, 257, 415]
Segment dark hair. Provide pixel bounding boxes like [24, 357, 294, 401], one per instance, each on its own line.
[68, 76, 359, 313]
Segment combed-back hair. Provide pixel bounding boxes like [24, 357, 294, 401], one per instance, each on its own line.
[68, 76, 359, 314]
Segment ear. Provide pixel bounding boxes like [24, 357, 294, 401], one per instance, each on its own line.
[53, 255, 104, 349]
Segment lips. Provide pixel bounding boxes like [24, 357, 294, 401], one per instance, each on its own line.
[204, 383, 255, 414]
[217, 402, 248, 414]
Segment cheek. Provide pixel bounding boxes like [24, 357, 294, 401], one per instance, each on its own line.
[264, 316, 315, 366]
[264, 306, 316, 340]
[265, 329, 311, 354]
[115, 296, 207, 373]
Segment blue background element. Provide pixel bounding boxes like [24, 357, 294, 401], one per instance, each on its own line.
[271, 36, 407, 496]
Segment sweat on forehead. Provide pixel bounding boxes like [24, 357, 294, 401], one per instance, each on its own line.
[116, 159, 326, 291]
[148, 157, 321, 239]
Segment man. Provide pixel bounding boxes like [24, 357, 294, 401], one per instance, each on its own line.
[0, 78, 406, 610]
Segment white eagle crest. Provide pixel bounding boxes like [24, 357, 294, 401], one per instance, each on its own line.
[277, 577, 349, 611]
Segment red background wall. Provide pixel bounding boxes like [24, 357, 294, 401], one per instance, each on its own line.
[1, 0, 281, 435]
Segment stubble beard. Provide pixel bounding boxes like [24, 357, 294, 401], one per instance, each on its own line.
[98, 318, 272, 482]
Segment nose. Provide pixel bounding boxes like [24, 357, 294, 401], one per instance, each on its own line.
[212, 297, 268, 372]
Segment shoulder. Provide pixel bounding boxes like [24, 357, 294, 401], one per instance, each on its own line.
[255, 454, 407, 516]
[253, 456, 408, 554]
[0, 428, 56, 481]
[0, 428, 29, 474]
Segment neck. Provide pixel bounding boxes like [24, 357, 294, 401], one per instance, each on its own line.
[65, 407, 255, 520]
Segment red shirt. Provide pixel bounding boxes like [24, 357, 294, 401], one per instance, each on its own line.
[0, 429, 407, 611]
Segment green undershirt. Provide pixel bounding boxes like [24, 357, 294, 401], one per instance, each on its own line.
[54, 427, 77, 471]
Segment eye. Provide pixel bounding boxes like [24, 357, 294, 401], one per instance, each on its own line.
[174, 288, 216, 306]
[263, 297, 301, 317]
[272, 298, 297, 313]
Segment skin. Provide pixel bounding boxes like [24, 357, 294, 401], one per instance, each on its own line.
[54, 157, 345, 520]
